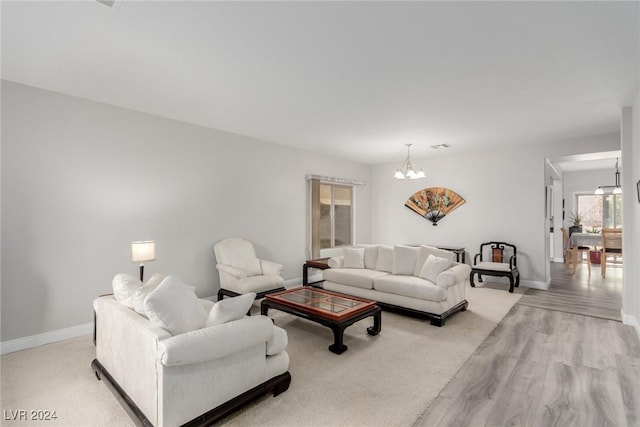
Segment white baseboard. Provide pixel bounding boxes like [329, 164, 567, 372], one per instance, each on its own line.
[1, 322, 93, 356]
[552, 257, 565, 263]
[621, 309, 640, 340]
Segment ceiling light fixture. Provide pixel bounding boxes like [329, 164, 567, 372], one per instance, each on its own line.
[595, 158, 622, 195]
[393, 143, 425, 180]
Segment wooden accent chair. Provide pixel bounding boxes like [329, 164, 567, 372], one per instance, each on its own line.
[601, 228, 622, 278]
[470, 242, 520, 293]
[561, 227, 591, 274]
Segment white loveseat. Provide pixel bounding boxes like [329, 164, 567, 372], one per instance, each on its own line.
[92, 275, 291, 427]
[323, 244, 470, 326]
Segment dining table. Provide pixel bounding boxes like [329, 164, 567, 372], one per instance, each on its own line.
[569, 232, 602, 273]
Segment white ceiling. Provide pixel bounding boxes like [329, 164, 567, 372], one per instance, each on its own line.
[2, 1, 639, 165]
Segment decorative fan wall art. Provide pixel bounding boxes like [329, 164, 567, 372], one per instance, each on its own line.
[405, 187, 465, 226]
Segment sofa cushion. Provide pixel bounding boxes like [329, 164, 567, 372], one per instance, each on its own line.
[133, 273, 166, 316]
[112, 273, 141, 308]
[392, 245, 419, 275]
[144, 275, 207, 335]
[206, 293, 256, 327]
[343, 247, 365, 269]
[324, 268, 389, 290]
[419, 254, 451, 283]
[375, 245, 394, 273]
[358, 244, 379, 270]
[373, 275, 447, 302]
[414, 245, 456, 276]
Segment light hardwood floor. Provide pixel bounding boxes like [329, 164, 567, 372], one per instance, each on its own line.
[415, 261, 640, 427]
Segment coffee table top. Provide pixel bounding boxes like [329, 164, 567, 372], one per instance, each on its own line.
[265, 287, 376, 322]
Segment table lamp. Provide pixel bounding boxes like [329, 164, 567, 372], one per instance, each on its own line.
[131, 241, 156, 282]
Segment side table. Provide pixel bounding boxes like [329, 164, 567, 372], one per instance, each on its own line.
[302, 257, 330, 286]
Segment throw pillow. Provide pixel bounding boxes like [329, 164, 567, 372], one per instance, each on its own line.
[419, 254, 451, 283]
[133, 273, 166, 316]
[343, 247, 365, 269]
[358, 244, 379, 270]
[112, 273, 142, 308]
[375, 245, 394, 273]
[144, 275, 207, 335]
[414, 245, 456, 276]
[205, 293, 256, 327]
[392, 245, 419, 275]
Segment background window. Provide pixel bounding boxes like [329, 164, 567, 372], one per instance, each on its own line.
[310, 179, 354, 258]
[576, 193, 622, 231]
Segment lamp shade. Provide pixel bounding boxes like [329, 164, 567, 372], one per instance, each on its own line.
[131, 241, 156, 262]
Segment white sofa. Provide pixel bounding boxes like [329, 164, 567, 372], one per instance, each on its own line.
[92, 276, 291, 427]
[323, 244, 470, 326]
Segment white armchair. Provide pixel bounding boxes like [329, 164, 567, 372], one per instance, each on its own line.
[214, 238, 285, 301]
[92, 295, 291, 427]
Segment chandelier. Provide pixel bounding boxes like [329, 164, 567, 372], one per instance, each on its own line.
[393, 143, 425, 180]
[595, 157, 622, 195]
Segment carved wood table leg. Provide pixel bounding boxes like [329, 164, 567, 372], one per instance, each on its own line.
[367, 307, 382, 336]
[329, 324, 348, 354]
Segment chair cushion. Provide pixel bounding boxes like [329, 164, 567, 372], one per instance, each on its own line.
[419, 254, 451, 283]
[392, 245, 419, 275]
[237, 258, 263, 277]
[324, 268, 389, 290]
[214, 238, 263, 276]
[206, 293, 256, 327]
[112, 273, 141, 308]
[473, 261, 512, 272]
[373, 275, 447, 302]
[343, 247, 365, 269]
[375, 245, 394, 272]
[144, 275, 207, 335]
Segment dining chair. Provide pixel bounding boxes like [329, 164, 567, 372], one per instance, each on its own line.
[601, 228, 622, 278]
[561, 227, 590, 274]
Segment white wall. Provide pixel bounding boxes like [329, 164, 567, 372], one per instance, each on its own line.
[621, 93, 640, 331]
[1, 81, 372, 342]
[370, 134, 620, 287]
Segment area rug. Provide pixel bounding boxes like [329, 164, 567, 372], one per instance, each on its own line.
[0, 284, 522, 427]
[222, 283, 523, 427]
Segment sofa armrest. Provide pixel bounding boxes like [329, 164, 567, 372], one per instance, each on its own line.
[328, 256, 344, 269]
[159, 315, 274, 366]
[260, 259, 283, 276]
[436, 263, 472, 288]
[216, 263, 247, 280]
[266, 326, 288, 356]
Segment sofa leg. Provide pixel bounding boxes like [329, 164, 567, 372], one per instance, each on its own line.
[430, 317, 444, 327]
[508, 278, 515, 293]
[272, 372, 292, 397]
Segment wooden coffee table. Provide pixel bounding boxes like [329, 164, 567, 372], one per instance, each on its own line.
[261, 288, 381, 354]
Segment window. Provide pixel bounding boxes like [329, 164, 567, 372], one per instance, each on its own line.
[309, 178, 354, 258]
[576, 193, 622, 231]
